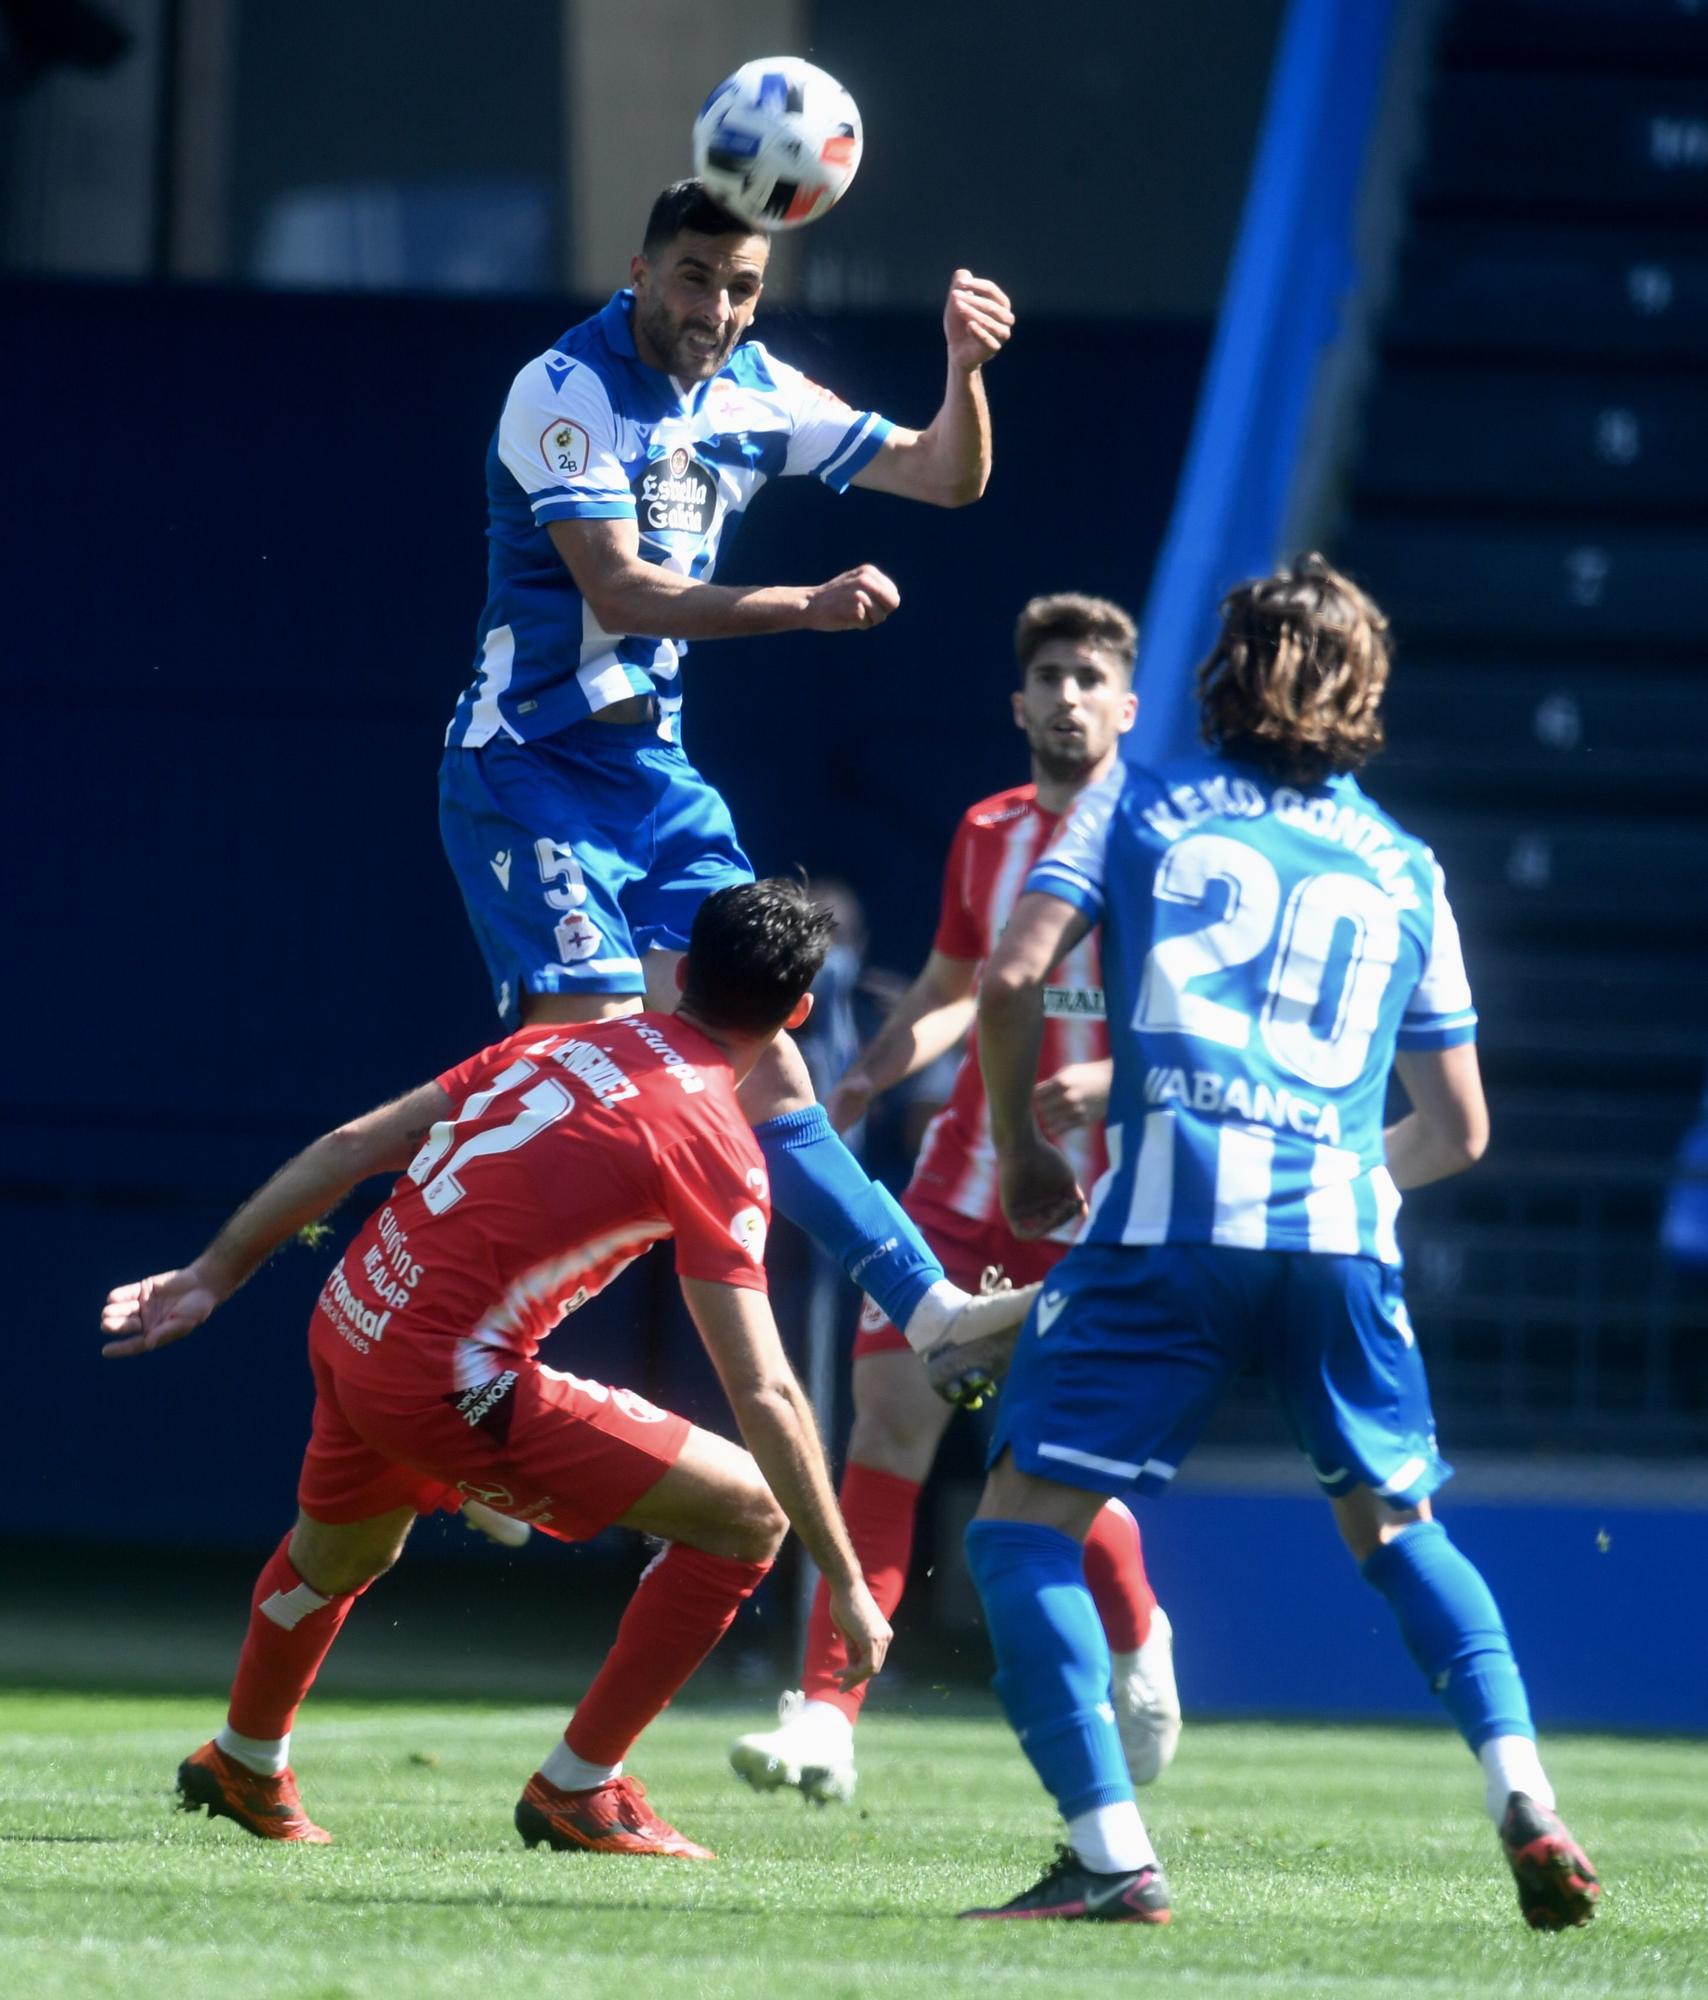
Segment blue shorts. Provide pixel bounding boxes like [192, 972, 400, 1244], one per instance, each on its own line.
[440, 727, 754, 1022]
[988, 1243, 1450, 1508]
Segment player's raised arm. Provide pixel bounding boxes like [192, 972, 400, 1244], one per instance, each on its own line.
[826, 949, 978, 1133]
[980, 890, 1093, 1239]
[547, 519, 899, 639]
[680, 1275, 891, 1688]
[99, 1080, 451, 1359]
[850, 270, 1013, 508]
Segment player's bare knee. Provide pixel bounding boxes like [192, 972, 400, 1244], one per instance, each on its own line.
[1333, 1488, 1431, 1564]
[976, 1452, 1106, 1539]
[289, 1509, 412, 1596]
[847, 1353, 951, 1481]
[728, 1476, 787, 1563]
[750, 1478, 789, 1561]
[847, 1403, 946, 1483]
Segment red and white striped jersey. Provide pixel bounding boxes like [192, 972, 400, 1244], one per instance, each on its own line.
[907, 783, 1108, 1239]
[315, 1014, 769, 1381]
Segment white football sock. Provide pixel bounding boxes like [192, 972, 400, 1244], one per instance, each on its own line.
[539, 1737, 622, 1793]
[216, 1725, 290, 1777]
[900, 1279, 965, 1355]
[1066, 1800, 1156, 1874]
[1479, 1734, 1555, 1824]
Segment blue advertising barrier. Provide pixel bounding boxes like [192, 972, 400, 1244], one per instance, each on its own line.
[1144, 1460, 1708, 1736]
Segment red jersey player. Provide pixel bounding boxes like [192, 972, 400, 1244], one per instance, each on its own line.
[730, 594, 1181, 1806]
[99, 881, 897, 1858]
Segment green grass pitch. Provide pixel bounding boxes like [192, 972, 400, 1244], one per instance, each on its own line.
[4, 1688, 1705, 1999]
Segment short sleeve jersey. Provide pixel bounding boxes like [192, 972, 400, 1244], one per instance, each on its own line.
[446, 290, 894, 751]
[1027, 754, 1476, 1265]
[316, 1013, 769, 1370]
[908, 785, 1109, 1241]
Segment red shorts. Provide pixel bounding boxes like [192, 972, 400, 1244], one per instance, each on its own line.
[853, 1193, 1070, 1359]
[297, 1309, 691, 1542]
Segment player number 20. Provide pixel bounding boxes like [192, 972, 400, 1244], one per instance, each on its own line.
[406, 1057, 574, 1214]
[1134, 833, 1402, 1090]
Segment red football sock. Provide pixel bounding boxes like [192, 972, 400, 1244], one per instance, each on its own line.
[799, 1460, 922, 1723]
[565, 1543, 771, 1767]
[1082, 1497, 1156, 1652]
[226, 1533, 362, 1742]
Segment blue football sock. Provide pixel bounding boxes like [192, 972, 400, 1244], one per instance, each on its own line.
[1362, 1520, 1535, 1750]
[753, 1106, 942, 1331]
[965, 1518, 1134, 1821]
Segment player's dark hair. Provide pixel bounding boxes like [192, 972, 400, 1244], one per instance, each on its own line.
[642, 179, 759, 255]
[1014, 593, 1138, 683]
[1196, 553, 1390, 786]
[680, 878, 836, 1035]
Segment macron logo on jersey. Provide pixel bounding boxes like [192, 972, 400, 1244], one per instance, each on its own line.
[544, 354, 573, 393]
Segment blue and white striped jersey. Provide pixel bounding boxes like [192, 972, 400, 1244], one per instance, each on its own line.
[447, 290, 893, 750]
[1027, 753, 1476, 1265]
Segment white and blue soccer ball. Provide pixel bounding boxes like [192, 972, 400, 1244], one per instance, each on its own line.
[692, 57, 863, 232]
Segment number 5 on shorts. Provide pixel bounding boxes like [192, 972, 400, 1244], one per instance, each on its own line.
[535, 837, 588, 911]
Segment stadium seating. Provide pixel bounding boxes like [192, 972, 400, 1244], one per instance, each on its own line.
[1360, 362, 1708, 511]
[1380, 661, 1707, 808]
[1332, 0, 1708, 1450]
[1389, 222, 1708, 363]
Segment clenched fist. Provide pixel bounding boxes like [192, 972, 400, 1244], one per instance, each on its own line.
[805, 564, 901, 632]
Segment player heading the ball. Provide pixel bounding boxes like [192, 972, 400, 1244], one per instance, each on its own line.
[439, 177, 1024, 1417]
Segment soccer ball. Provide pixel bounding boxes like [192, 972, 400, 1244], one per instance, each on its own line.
[692, 57, 862, 232]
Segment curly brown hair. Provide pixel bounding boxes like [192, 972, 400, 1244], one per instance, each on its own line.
[1195, 554, 1390, 785]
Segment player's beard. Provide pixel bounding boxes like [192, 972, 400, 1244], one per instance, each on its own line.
[1032, 744, 1097, 785]
[637, 297, 731, 379]
[1028, 724, 1106, 786]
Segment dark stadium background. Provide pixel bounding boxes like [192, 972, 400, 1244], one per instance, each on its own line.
[5, 0, 1706, 1735]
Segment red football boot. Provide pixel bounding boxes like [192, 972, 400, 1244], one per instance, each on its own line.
[514, 1772, 714, 1858]
[176, 1740, 332, 1844]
